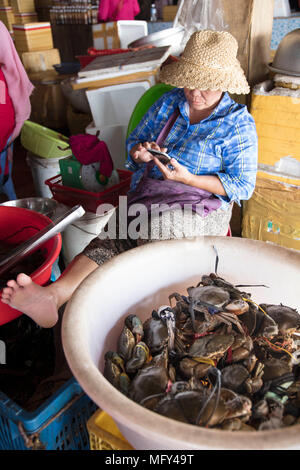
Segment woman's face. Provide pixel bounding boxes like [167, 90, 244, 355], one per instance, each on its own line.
[184, 88, 223, 111]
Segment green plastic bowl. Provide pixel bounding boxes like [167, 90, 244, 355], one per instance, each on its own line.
[21, 121, 72, 159]
[126, 83, 174, 138]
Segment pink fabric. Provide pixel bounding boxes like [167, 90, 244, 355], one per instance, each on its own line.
[0, 68, 15, 153]
[0, 21, 34, 142]
[98, 0, 140, 22]
[69, 134, 114, 178]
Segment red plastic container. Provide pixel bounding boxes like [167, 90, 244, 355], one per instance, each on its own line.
[77, 55, 97, 68]
[0, 207, 62, 326]
[77, 48, 130, 69]
[45, 169, 132, 214]
[87, 47, 130, 56]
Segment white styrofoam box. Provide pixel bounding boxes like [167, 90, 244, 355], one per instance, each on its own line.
[92, 22, 119, 50]
[85, 81, 150, 129]
[85, 122, 128, 170]
[273, 0, 291, 17]
[117, 20, 148, 48]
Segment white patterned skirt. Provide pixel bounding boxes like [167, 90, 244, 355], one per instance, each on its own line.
[83, 203, 233, 266]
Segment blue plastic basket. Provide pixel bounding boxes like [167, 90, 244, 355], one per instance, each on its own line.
[0, 377, 97, 450]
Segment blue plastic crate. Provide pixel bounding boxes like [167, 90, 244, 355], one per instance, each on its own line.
[0, 377, 97, 450]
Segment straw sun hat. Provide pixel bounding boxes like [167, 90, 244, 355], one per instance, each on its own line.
[159, 29, 250, 95]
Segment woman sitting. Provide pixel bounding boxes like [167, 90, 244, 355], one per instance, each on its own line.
[1, 30, 258, 328]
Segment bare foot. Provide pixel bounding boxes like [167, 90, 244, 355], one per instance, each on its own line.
[1, 273, 59, 328]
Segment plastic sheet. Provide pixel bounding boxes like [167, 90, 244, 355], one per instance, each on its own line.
[173, 0, 228, 48]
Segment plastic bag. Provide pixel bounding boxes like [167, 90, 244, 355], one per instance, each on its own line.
[173, 0, 228, 48]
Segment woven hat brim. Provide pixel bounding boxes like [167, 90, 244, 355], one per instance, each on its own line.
[159, 59, 250, 95]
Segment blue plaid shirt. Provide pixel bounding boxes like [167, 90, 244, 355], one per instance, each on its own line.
[126, 88, 258, 208]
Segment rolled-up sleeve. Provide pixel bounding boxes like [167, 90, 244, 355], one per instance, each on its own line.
[216, 117, 258, 205]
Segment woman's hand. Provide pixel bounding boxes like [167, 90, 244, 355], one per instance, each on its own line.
[154, 157, 192, 185]
[155, 157, 227, 195]
[130, 142, 167, 164]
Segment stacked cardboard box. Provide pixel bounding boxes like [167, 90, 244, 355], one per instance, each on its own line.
[11, 0, 37, 24]
[250, 83, 300, 169]
[13, 21, 53, 53]
[92, 22, 120, 50]
[7, 2, 57, 72]
[9, 1, 57, 71]
[10, 0, 44, 45]
[21, 48, 60, 72]
[243, 80, 300, 250]
[14, 11, 37, 23]
[11, 0, 35, 13]
[15, 23, 59, 74]
[0, 5, 14, 32]
[242, 175, 300, 251]
[162, 5, 178, 21]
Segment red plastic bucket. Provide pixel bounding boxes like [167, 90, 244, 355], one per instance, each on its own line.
[0, 206, 62, 326]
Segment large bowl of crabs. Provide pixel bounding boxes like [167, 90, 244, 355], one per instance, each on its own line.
[62, 236, 300, 450]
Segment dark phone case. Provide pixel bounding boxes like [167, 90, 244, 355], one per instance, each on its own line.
[148, 149, 171, 164]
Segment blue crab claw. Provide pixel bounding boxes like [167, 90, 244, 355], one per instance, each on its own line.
[103, 351, 130, 396]
[157, 305, 176, 351]
[125, 314, 144, 342]
[126, 341, 150, 374]
[195, 300, 221, 315]
[185, 296, 221, 322]
[117, 325, 135, 361]
[186, 298, 221, 333]
[157, 305, 175, 323]
[188, 298, 197, 332]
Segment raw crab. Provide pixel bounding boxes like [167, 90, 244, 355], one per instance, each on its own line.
[103, 271, 300, 432]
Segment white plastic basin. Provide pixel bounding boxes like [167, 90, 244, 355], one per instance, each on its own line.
[62, 237, 300, 450]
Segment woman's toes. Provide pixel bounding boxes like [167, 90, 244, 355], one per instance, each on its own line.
[7, 279, 19, 290]
[2, 286, 14, 297]
[16, 273, 33, 287]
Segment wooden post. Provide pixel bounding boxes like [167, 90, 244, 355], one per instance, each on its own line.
[221, 0, 274, 88]
[248, 0, 274, 86]
[221, 0, 275, 236]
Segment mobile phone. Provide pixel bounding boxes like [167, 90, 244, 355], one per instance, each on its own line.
[147, 149, 171, 165]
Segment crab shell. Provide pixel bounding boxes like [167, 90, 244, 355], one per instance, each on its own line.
[128, 362, 169, 405]
[259, 304, 300, 335]
[117, 325, 135, 362]
[221, 364, 250, 392]
[199, 388, 252, 427]
[125, 314, 144, 340]
[143, 316, 169, 354]
[154, 390, 206, 425]
[125, 341, 150, 374]
[128, 350, 170, 405]
[179, 357, 213, 379]
[261, 357, 293, 382]
[188, 333, 235, 360]
[187, 285, 230, 307]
